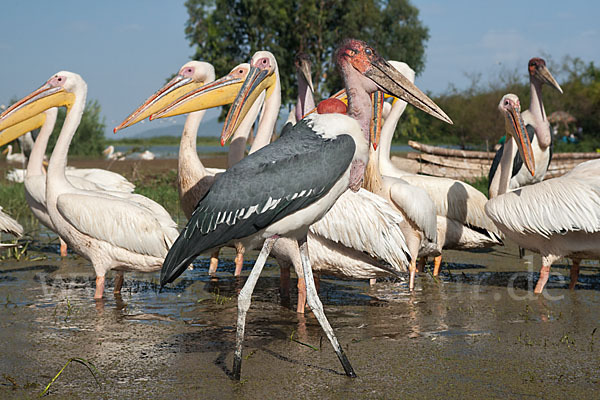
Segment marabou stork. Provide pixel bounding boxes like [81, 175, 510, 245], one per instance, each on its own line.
[160, 40, 452, 379]
[488, 58, 563, 198]
[0, 71, 180, 299]
[486, 94, 600, 293]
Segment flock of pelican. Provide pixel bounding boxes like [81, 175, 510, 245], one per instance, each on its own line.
[0, 37, 598, 378]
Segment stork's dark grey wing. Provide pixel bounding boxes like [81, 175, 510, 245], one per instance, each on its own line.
[279, 121, 294, 137]
[488, 125, 535, 190]
[161, 120, 356, 286]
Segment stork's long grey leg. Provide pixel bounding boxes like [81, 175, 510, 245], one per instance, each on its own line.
[232, 236, 277, 380]
[298, 237, 356, 378]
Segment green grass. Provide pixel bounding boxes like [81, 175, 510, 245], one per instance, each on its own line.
[131, 169, 184, 222]
[465, 176, 489, 198]
[0, 179, 36, 231]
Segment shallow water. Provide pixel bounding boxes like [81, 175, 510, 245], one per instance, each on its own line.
[0, 238, 599, 399]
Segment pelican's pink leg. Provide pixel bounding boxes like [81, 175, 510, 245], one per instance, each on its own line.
[409, 259, 416, 291]
[208, 249, 219, 275]
[534, 265, 551, 294]
[433, 255, 442, 276]
[234, 243, 245, 276]
[94, 276, 105, 299]
[113, 271, 124, 294]
[60, 238, 68, 257]
[569, 259, 580, 290]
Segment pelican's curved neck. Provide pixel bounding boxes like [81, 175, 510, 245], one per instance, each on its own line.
[48, 90, 86, 188]
[489, 133, 516, 198]
[27, 108, 58, 177]
[179, 110, 207, 182]
[249, 73, 281, 154]
[529, 79, 551, 149]
[363, 147, 383, 194]
[379, 99, 409, 177]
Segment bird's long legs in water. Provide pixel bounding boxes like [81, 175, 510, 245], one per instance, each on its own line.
[232, 236, 277, 380]
[298, 237, 356, 378]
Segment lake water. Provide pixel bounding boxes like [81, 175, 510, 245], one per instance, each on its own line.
[114, 144, 417, 159]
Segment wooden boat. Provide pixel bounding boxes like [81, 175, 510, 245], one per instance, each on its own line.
[391, 140, 600, 181]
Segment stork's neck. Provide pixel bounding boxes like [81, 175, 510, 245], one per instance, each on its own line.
[27, 108, 58, 177]
[178, 110, 208, 187]
[249, 73, 281, 153]
[343, 67, 373, 142]
[47, 90, 86, 188]
[379, 99, 409, 177]
[489, 134, 516, 198]
[529, 79, 551, 149]
[295, 74, 315, 121]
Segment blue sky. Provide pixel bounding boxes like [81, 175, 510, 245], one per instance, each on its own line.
[1, 1, 598, 137]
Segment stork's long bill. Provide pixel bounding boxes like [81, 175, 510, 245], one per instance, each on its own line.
[501, 94, 535, 176]
[0, 79, 74, 131]
[149, 65, 250, 121]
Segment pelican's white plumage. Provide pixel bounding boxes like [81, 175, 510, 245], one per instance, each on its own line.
[486, 159, 600, 238]
[378, 61, 501, 276]
[65, 167, 135, 193]
[3, 144, 27, 164]
[0, 206, 23, 238]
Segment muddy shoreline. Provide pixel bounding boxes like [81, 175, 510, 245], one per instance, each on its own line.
[0, 238, 598, 399]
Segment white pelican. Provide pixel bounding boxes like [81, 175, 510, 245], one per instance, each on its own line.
[157, 53, 413, 314]
[115, 61, 267, 275]
[139, 150, 155, 160]
[0, 206, 23, 246]
[2, 144, 27, 164]
[489, 58, 563, 197]
[0, 107, 135, 256]
[486, 94, 600, 293]
[102, 145, 126, 161]
[159, 39, 452, 379]
[0, 71, 180, 299]
[377, 61, 502, 276]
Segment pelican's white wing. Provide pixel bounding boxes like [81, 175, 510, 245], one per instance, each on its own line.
[56, 193, 179, 258]
[66, 167, 135, 193]
[310, 188, 410, 271]
[401, 175, 502, 240]
[486, 160, 600, 238]
[0, 207, 23, 237]
[389, 181, 438, 243]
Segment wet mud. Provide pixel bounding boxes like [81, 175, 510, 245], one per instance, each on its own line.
[0, 236, 599, 399]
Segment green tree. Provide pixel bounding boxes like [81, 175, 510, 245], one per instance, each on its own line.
[184, 0, 429, 106]
[46, 99, 106, 156]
